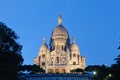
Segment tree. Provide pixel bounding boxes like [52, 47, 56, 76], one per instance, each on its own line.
[114, 45, 120, 64]
[110, 64, 120, 80]
[70, 68, 84, 73]
[0, 22, 23, 80]
[110, 45, 120, 80]
[19, 64, 45, 74]
[85, 65, 110, 80]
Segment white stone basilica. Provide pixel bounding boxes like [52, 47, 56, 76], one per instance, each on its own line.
[34, 15, 86, 73]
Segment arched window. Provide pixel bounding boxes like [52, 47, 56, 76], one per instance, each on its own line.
[70, 54, 72, 60]
[62, 46, 64, 50]
[73, 62, 76, 65]
[51, 61, 53, 65]
[57, 57, 59, 63]
[42, 54, 45, 58]
[42, 62, 45, 66]
[78, 54, 79, 60]
[73, 54, 76, 57]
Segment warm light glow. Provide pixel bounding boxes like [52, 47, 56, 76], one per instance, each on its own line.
[93, 71, 96, 75]
[109, 74, 112, 77]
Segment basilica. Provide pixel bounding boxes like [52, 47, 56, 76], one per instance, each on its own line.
[34, 15, 86, 73]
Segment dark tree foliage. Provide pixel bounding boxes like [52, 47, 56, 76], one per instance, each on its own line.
[70, 68, 84, 73]
[85, 43, 120, 80]
[19, 64, 45, 74]
[0, 22, 23, 80]
[114, 55, 120, 64]
[110, 46, 120, 80]
[85, 65, 111, 80]
[110, 64, 120, 80]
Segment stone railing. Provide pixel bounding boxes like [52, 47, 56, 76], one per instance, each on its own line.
[19, 73, 92, 80]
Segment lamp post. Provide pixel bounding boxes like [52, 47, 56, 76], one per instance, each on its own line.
[92, 71, 97, 80]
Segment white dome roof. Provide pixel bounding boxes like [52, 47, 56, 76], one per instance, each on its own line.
[52, 25, 68, 37]
[71, 43, 79, 51]
[39, 37, 48, 51]
[52, 15, 68, 38]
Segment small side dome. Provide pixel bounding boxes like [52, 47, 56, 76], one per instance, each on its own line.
[40, 37, 48, 51]
[71, 43, 79, 51]
[52, 25, 68, 37]
[40, 44, 48, 51]
[71, 36, 79, 51]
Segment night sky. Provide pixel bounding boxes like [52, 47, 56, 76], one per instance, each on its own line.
[0, 0, 120, 66]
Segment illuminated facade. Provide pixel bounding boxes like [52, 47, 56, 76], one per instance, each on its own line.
[34, 15, 86, 73]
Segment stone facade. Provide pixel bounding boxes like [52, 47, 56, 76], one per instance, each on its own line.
[34, 15, 86, 73]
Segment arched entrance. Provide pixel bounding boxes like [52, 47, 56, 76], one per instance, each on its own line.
[49, 69, 54, 73]
[62, 69, 66, 73]
[55, 69, 60, 73]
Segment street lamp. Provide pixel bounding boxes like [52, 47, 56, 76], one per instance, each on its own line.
[92, 71, 97, 80]
[108, 74, 112, 77]
[93, 71, 96, 75]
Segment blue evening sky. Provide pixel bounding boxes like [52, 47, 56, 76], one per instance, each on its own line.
[0, 0, 120, 66]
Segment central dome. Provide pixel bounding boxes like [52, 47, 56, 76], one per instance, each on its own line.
[52, 15, 68, 38]
[52, 24, 68, 37]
